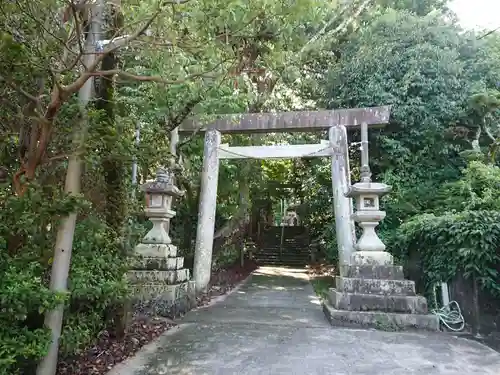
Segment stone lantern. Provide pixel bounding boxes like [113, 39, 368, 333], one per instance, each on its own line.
[323, 122, 438, 331]
[345, 123, 392, 265]
[140, 168, 182, 247]
[130, 166, 195, 317]
[347, 182, 391, 261]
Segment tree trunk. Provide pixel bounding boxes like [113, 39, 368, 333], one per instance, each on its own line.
[94, 1, 130, 338]
[36, 2, 103, 373]
[36, 140, 83, 375]
[96, 2, 127, 238]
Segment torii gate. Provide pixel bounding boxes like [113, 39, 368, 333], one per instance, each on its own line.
[176, 106, 391, 292]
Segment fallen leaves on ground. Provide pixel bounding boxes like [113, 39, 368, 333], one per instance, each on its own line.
[57, 260, 257, 375]
[57, 318, 170, 375]
[196, 261, 258, 306]
[306, 262, 335, 278]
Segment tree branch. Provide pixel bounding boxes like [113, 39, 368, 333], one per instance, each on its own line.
[478, 27, 500, 40]
[480, 119, 497, 143]
[0, 75, 41, 103]
[87, 69, 216, 84]
[62, 6, 162, 95]
[300, 0, 372, 54]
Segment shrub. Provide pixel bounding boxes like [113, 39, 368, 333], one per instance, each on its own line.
[0, 184, 131, 374]
[391, 210, 500, 301]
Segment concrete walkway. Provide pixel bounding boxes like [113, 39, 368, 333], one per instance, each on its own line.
[110, 266, 500, 375]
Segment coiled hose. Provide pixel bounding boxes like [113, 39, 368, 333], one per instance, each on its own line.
[431, 284, 465, 332]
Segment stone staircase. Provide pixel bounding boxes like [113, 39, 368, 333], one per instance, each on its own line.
[253, 226, 310, 267]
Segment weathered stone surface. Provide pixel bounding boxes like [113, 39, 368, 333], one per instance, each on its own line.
[330, 125, 357, 268]
[323, 302, 439, 331]
[336, 276, 416, 296]
[351, 251, 393, 266]
[128, 269, 190, 284]
[141, 179, 183, 196]
[193, 129, 221, 293]
[132, 256, 184, 271]
[133, 280, 196, 318]
[134, 243, 177, 258]
[340, 264, 404, 279]
[178, 106, 391, 134]
[174, 257, 184, 269]
[328, 289, 428, 314]
[130, 280, 194, 301]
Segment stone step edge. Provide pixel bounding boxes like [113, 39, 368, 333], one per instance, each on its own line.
[335, 276, 416, 296]
[256, 256, 309, 258]
[328, 290, 428, 314]
[256, 253, 309, 255]
[340, 265, 404, 280]
[254, 256, 309, 258]
[322, 302, 439, 331]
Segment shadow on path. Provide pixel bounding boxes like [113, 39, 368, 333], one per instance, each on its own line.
[108, 266, 500, 375]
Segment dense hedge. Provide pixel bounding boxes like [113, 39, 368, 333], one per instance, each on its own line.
[391, 210, 500, 302]
[0, 185, 131, 374]
[387, 161, 500, 304]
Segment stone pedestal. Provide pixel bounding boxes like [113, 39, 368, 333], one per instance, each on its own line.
[323, 263, 439, 331]
[323, 183, 438, 329]
[129, 169, 196, 318]
[129, 248, 196, 317]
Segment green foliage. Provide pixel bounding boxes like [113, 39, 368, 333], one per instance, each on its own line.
[60, 211, 141, 356]
[212, 243, 241, 271]
[376, 0, 449, 16]
[0, 184, 130, 373]
[392, 210, 500, 298]
[293, 8, 500, 315]
[0, 186, 76, 374]
[297, 11, 473, 246]
[310, 276, 335, 300]
[300, 5, 500, 237]
[3, 0, 500, 371]
[0, 326, 51, 375]
[1, 0, 347, 371]
[434, 161, 500, 212]
[315, 222, 338, 263]
[389, 161, 500, 304]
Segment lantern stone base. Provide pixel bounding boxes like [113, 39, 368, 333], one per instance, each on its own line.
[128, 269, 190, 284]
[340, 264, 404, 279]
[129, 243, 195, 318]
[327, 289, 428, 313]
[134, 243, 178, 258]
[130, 280, 196, 318]
[351, 251, 393, 266]
[323, 262, 439, 331]
[323, 304, 439, 331]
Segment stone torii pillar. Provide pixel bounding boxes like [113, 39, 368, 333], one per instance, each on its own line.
[193, 129, 221, 293]
[329, 125, 356, 271]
